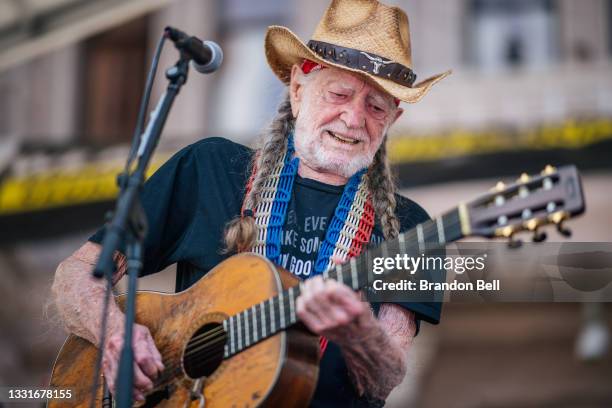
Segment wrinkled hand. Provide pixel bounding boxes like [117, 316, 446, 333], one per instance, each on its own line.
[102, 323, 164, 402]
[296, 276, 374, 345]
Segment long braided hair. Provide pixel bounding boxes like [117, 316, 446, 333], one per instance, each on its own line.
[367, 138, 400, 240]
[224, 93, 400, 253]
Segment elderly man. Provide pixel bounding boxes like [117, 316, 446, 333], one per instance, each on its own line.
[52, 0, 449, 406]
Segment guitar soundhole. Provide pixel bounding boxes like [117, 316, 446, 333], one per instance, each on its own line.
[183, 322, 226, 379]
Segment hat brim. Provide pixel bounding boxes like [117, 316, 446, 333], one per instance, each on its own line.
[265, 25, 451, 104]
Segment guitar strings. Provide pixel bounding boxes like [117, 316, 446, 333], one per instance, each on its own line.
[184, 326, 226, 350]
[155, 326, 225, 377]
[153, 332, 227, 385]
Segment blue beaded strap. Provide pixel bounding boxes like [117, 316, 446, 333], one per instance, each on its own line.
[314, 169, 365, 275]
[249, 133, 372, 279]
[265, 138, 299, 263]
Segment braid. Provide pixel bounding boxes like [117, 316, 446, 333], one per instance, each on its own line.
[368, 139, 400, 240]
[224, 93, 294, 253]
[244, 94, 294, 211]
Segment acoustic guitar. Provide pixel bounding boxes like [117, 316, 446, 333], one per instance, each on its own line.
[48, 165, 585, 407]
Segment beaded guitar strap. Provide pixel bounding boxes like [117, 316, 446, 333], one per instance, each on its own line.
[242, 135, 375, 276]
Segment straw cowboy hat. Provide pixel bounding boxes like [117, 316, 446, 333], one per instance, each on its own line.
[265, 0, 451, 103]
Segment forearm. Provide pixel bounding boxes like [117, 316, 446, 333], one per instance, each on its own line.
[340, 304, 416, 400]
[51, 242, 127, 346]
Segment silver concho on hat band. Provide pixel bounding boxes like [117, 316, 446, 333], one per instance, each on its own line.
[360, 52, 393, 75]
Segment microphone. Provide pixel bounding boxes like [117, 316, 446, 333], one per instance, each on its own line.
[164, 26, 223, 74]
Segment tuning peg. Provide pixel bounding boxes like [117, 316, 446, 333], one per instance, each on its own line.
[532, 229, 547, 242]
[499, 226, 522, 248]
[549, 211, 571, 237]
[525, 219, 546, 243]
[518, 173, 530, 183]
[557, 221, 572, 237]
[508, 235, 523, 248]
[492, 181, 506, 191]
[541, 164, 556, 176]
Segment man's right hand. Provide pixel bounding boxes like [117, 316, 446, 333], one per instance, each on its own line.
[102, 323, 165, 403]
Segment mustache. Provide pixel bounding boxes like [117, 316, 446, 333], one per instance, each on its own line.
[320, 121, 369, 142]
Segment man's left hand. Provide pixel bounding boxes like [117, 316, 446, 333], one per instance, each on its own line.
[296, 276, 374, 345]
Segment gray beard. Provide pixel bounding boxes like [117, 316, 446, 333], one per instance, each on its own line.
[293, 130, 374, 179]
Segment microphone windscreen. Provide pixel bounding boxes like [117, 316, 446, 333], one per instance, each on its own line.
[193, 41, 223, 74]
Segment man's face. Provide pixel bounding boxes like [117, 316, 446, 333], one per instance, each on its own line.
[290, 65, 403, 181]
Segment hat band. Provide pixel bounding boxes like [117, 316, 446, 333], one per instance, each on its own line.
[307, 40, 417, 87]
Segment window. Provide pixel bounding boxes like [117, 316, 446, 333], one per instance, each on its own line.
[82, 16, 148, 145]
[467, 0, 559, 72]
[209, 0, 294, 142]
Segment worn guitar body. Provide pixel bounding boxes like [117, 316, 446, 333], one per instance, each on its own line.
[48, 253, 320, 407]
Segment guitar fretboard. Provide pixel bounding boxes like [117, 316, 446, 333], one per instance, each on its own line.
[222, 208, 463, 358]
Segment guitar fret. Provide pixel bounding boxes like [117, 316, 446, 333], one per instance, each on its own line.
[223, 319, 229, 356]
[436, 217, 445, 244]
[288, 287, 296, 324]
[398, 233, 406, 254]
[279, 291, 286, 328]
[269, 299, 276, 333]
[350, 258, 358, 289]
[260, 301, 267, 338]
[417, 224, 424, 253]
[230, 316, 236, 354]
[442, 210, 463, 242]
[336, 264, 343, 286]
[237, 313, 242, 350]
[245, 311, 251, 346]
[252, 305, 258, 342]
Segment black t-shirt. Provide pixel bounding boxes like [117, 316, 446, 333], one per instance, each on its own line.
[90, 137, 442, 407]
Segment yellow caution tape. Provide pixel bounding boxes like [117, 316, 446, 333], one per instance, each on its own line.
[388, 118, 612, 163]
[1, 118, 611, 216]
[0, 156, 170, 215]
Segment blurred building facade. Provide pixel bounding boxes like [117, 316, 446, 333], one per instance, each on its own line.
[1, 0, 611, 224]
[1, 0, 611, 146]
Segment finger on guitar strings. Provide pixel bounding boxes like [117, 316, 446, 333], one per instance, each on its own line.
[297, 277, 331, 332]
[145, 336, 165, 374]
[102, 359, 148, 402]
[299, 278, 360, 332]
[134, 338, 163, 380]
[133, 388, 146, 403]
[319, 280, 356, 325]
[327, 284, 370, 318]
[316, 280, 367, 330]
[132, 361, 154, 394]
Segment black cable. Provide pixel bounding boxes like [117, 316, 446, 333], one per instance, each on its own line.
[89, 276, 114, 408]
[125, 33, 167, 173]
[89, 32, 167, 408]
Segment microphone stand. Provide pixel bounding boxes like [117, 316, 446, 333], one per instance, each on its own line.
[92, 51, 191, 408]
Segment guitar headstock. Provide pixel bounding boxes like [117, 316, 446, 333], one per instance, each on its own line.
[463, 165, 585, 246]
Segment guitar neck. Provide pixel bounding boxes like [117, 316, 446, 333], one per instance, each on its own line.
[222, 207, 466, 358]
